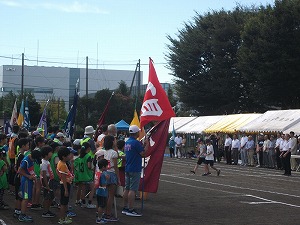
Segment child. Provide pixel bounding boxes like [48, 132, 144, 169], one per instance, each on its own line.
[95, 159, 109, 224]
[203, 140, 221, 176]
[97, 135, 119, 222]
[0, 148, 9, 210]
[116, 140, 125, 197]
[49, 140, 62, 208]
[31, 136, 45, 210]
[74, 142, 95, 208]
[190, 139, 206, 174]
[40, 145, 56, 218]
[17, 150, 42, 222]
[57, 146, 73, 224]
[13, 138, 30, 218]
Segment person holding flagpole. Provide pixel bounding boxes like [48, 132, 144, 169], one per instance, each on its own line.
[122, 125, 149, 217]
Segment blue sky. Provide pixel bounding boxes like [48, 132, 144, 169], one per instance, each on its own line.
[0, 0, 273, 85]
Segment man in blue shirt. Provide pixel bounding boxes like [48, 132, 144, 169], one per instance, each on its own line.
[122, 125, 149, 217]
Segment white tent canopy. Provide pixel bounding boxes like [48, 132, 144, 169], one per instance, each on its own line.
[176, 115, 225, 134]
[283, 122, 300, 135]
[168, 117, 197, 133]
[238, 110, 300, 133]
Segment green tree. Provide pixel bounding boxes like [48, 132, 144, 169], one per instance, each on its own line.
[238, 0, 300, 110]
[166, 7, 255, 115]
[115, 80, 130, 96]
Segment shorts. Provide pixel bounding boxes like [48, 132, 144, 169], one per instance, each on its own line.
[43, 179, 55, 200]
[125, 172, 141, 192]
[20, 178, 33, 200]
[97, 195, 107, 209]
[205, 160, 214, 166]
[106, 171, 118, 185]
[60, 183, 71, 206]
[197, 157, 205, 165]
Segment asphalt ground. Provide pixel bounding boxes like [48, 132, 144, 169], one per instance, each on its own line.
[1, 157, 300, 225]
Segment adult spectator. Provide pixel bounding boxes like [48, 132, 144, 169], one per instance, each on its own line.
[122, 125, 149, 217]
[268, 135, 276, 169]
[231, 134, 240, 165]
[245, 135, 255, 166]
[289, 131, 298, 171]
[210, 134, 219, 162]
[275, 133, 283, 170]
[81, 126, 96, 154]
[280, 133, 291, 176]
[256, 134, 264, 168]
[174, 134, 182, 158]
[168, 137, 175, 158]
[263, 135, 270, 167]
[224, 134, 232, 164]
[240, 133, 248, 166]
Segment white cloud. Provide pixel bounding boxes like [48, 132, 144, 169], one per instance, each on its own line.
[0, 0, 22, 7]
[0, 0, 109, 14]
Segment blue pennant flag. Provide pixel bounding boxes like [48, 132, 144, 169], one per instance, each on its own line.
[38, 100, 49, 137]
[4, 114, 12, 135]
[23, 98, 31, 130]
[64, 80, 79, 139]
[172, 120, 176, 140]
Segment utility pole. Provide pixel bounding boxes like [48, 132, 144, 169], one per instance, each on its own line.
[86, 56, 89, 123]
[138, 59, 141, 99]
[57, 97, 60, 126]
[21, 53, 24, 100]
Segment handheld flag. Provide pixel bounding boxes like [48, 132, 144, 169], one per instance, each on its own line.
[38, 100, 50, 137]
[64, 80, 79, 139]
[172, 120, 176, 140]
[139, 119, 170, 193]
[23, 98, 31, 130]
[140, 58, 175, 128]
[10, 99, 18, 127]
[94, 92, 114, 141]
[17, 100, 25, 126]
[130, 109, 145, 140]
[4, 114, 12, 135]
[138, 58, 175, 193]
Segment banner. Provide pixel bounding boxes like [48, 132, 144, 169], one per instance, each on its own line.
[10, 99, 18, 127]
[139, 119, 170, 193]
[23, 98, 31, 130]
[140, 58, 175, 127]
[64, 80, 79, 139]
[38, 100, 49, 137]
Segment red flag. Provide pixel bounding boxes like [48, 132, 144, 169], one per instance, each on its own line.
[94, 92, 114, 141]
[140, 58, 175, 128]
[139, 119, 170, 193]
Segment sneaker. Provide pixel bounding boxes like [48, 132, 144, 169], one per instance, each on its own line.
[51, 201, 60, 208]
[104, 215, 119, 222]
[67, 211, 77, 217]
[18, 214, 33, 222]
[13, 211, 21, 218]
[121, 207, 129, 214]
[75, 200, 82, 207]
[58, 217, 72, 224]
[0, 204, 9, 210]
[86, 203, 96, 209]
[96, 218, 107, 224]
[31, 204, 42, 210]
[42, 211, 56, 218]
[202, 173, 208, 176]
[126, 209, 142, 217]
[217, 170, 221, 176]
[27, 202, 32, 208]
[190, 170, 195, 174]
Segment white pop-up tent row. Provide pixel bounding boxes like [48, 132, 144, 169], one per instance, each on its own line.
[169, 109, 300, 135]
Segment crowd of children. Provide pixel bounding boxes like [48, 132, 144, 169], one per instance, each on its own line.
[0, 124, 130, 224]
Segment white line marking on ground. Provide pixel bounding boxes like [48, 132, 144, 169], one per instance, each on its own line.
[161, 173, 300, 198]
[241, 195, 300, 208]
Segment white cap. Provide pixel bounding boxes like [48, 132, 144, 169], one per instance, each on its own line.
[84, 125, 95, 135]
[129, 125, 141, 134]
[56, 132, 65, 138]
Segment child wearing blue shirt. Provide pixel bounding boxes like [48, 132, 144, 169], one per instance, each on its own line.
[96, 159, 109, 224]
